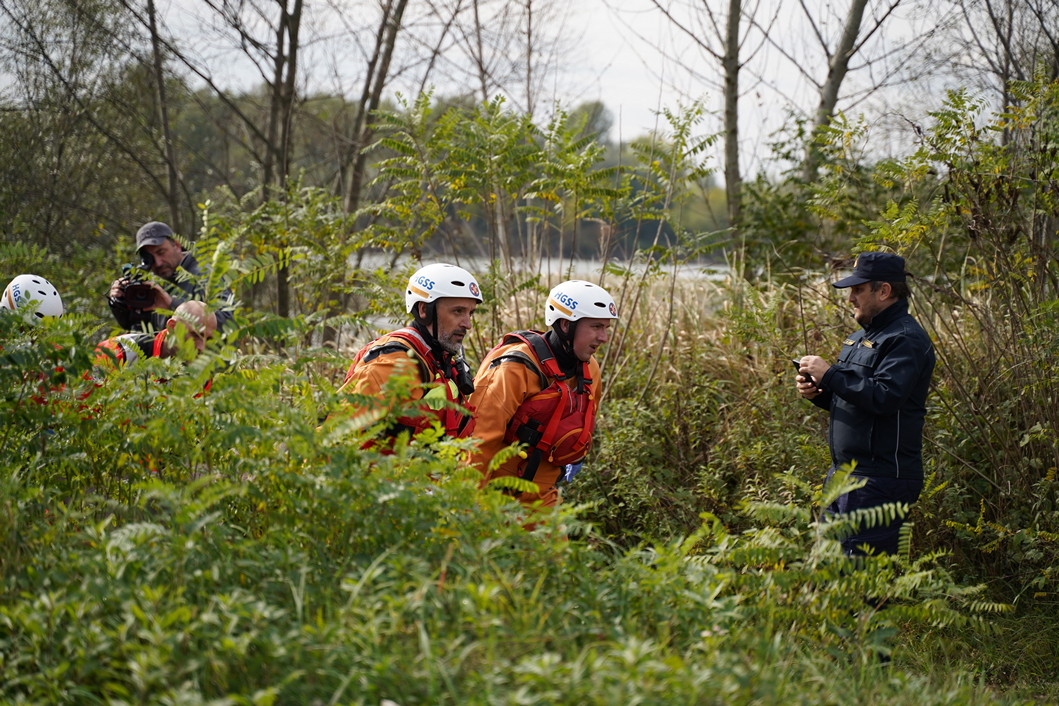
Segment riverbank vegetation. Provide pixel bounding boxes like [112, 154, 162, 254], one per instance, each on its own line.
[2, 59, 1059, 706]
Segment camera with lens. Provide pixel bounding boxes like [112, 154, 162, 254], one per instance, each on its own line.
[108, 254, 158, 329]
[119, 262, 156, 309]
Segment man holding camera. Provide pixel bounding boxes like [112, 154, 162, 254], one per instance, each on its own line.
[796, 252, 936, 556]
[108, 221, 233, 333]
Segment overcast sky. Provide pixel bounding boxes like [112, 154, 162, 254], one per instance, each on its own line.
[165, 0, 959, 176]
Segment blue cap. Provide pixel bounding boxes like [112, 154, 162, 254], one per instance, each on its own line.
[832, 252, 907, 288]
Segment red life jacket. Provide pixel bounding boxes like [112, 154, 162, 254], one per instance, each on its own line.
[96, 330, 169, 367]
[343, 327, 474, 441]
[95, 330, 212, 395]
[490, 331, 596, 485]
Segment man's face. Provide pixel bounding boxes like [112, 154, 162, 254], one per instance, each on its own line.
[424, 297, 477, 354]
[141, 238, 184, 279]
[569, 317, 612, 362]
[847, 282, 892, 326]
[168, 314, 217, 358]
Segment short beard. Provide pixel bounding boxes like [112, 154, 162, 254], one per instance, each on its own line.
[436, 329, 463, 355]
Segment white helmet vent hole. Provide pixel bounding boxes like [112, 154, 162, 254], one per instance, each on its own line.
[451, 280, 465, 287]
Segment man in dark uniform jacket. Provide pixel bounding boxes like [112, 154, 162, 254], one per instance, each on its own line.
[108, 221, 234, 333]
[796, 252, 936, 555]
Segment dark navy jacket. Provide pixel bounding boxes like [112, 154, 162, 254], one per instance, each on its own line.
[810, 299, 935, 479]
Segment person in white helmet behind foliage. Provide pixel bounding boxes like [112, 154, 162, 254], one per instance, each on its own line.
[337, 263, 483, 446]
[469, 280, 617, 509]
[2, 274, 64, 324]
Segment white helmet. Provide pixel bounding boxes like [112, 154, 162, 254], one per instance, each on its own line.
[2, 274, 64, 323]
[405, 263, 483, 314]
[545, 280, 618, 326]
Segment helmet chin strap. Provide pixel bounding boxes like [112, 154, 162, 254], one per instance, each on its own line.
[552, 318, 579, 356]
[413, 301, 449, 357]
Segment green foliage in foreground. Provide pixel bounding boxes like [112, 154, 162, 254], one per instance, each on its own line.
[0, 314, 1024, 704]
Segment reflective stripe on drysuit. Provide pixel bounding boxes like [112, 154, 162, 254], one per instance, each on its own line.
[339, 327, 474, 442]
[95, 330, 168, 368]
[469, 330, 601, 508]
[94, 330, 212, 395]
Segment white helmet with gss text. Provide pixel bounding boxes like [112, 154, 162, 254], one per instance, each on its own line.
[545, 280, 618, 326]
[2, 274, 64, 323]
[405, 263, 483, 313]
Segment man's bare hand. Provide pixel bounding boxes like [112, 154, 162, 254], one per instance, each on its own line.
[145, 284, 172, 311]
[108, 278, 125, 300]
[796, 355, 830, 399]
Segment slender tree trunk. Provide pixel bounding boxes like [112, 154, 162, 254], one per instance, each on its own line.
[146, 0, 182, 235]
[344, 0, 408, 215]
[278, 0, 302, 192]
[263, 2, 287, 204]
[262, 0, 293, 316]
[525, 0, 534, 118]
[276, 0, 302, 320]
[473, 0, 489, 101]
[326, 0, 407, 344]
[723, 0, 741, 231]
[804, 0, 868, 182]
[341, 0, 392, 209]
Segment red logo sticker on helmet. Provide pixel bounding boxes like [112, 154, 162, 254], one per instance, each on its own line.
[469, 282, 480, 297]
[609, 302, 617, 317]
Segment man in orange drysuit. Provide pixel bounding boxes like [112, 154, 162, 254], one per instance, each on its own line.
[337, 264, 483, 443]
[96, 300, 217, 367]
[468, 281, 618, 508]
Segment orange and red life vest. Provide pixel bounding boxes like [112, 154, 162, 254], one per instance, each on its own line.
[488, 330, 596, 485]
[343, 327, 475, 441]
[96, 330, 168, 367]
[94, 330, 212, 395]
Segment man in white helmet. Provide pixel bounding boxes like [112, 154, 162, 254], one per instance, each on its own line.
[2, 274, 64, 323]
[468, 280, 617, 509]
[336, 263, 483, 444]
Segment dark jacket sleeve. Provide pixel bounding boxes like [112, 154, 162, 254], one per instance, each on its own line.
[819, 328, 930, 415]
[172, 253, 236, 331]
[108, 298, 135, 330]
[809, 388, 832, 411]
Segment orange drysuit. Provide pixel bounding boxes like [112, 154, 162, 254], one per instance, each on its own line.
[468, 338, 601, 508]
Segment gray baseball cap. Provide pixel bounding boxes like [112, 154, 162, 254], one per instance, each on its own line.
[135, 221, 175, 250]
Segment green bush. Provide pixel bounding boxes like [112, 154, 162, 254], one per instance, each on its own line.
[0, 313, 1023, 703]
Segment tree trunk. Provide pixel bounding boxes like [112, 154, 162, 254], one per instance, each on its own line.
[341, 0, 392, 209]
[262, 1, 288, 205]
[723, 0, 741, 231]
[525, 0, 534, 118]
[344, 0, 408, 215]
[146, 0, 182, 236]
[804, 0, 868, 182]
[278, 0, 302, 192]
[325, 0, 407, 344]
[473, 0, 490, 101]
[276, 0, 302, 320]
